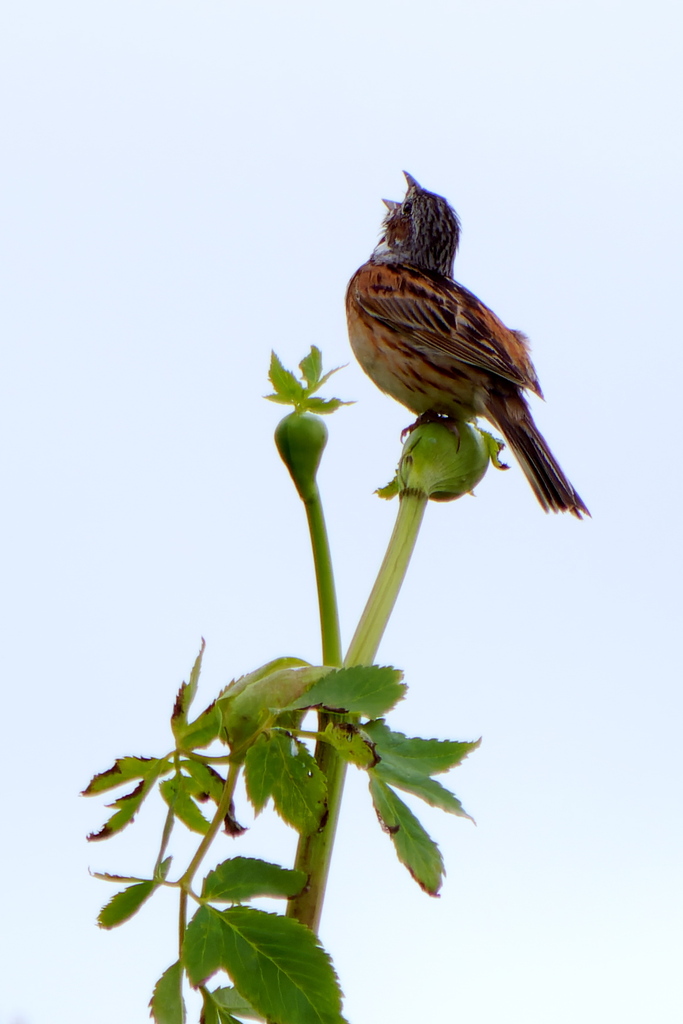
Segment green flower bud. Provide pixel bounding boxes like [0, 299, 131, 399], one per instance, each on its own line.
[398, 421, 490, 502]
[275, 412, 328, 502]
[220, 664, 332, 759]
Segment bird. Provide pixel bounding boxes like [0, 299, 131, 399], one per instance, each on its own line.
[346, 172, 589, 518]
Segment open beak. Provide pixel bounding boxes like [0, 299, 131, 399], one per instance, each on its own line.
[382, 198, 400, 211]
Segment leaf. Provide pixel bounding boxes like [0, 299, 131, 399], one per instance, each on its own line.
[283, 666, 406, 719]
[206, 986, 264, 1022]
[176, 702, 223, 751]
[150, 960, 186, 1024]
[368, 777, 444, 896]
[91, 871, 148, 883]
[375, 477, 399, 500]
[202, 857, 306, 903]
[183, 905, 346, 1024]
[479, 428, 508, 470]
[315, 365, 347, 391]
[322, 723, 378, 768]
[244, 732, 326, 834]
[201, 989, 241, 1024]
[172, 641, 206, 740]
[268, 352, 305, 403]
[364, 720, 480, 775]
[371, 763, 473, 819]
[160, 776, 211, 835]
[181, 760, 226, 805]
[266, 392, 298, 406]
[87, 778, 151, 841]
[365, 722, 478, 819]
[82, 755, 172, 796]
[299, 346, 322, 387]
[305, 398, 349, 415]
[98, 879, 156, 928]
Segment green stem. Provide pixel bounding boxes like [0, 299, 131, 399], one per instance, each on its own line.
[287, 484, 345, 933]
[154, 802, 176, 874]
[176, 760, 241, 954]
[178, 761, 240, 889]
[303, 485, 343, 667]
[345, 491, 428, 666]
[287, 716, 347, 932]
[288, 489, 429, 934]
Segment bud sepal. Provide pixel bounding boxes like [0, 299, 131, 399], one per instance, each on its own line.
[378, 420, 504, 503]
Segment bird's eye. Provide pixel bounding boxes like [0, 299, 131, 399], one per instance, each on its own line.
[402, 201, 413, 215]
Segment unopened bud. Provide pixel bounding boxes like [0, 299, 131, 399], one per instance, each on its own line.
[398, 421, 490, 502]
[275, 412, 328, 502]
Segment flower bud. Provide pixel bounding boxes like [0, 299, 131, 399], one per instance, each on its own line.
[398, 421, 490, 502]
[220, 664, 332, 759]
[274, 412, 328, 502]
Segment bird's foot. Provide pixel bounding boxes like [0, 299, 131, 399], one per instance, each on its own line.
[400, 412, 461, 443]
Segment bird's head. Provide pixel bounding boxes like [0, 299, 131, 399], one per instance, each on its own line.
[375, 172, 461, 277]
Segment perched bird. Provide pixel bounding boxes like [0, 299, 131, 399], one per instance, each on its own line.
[346, 173, 589, 518]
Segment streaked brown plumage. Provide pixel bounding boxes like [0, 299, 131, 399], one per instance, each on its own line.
[346, 172, 589, 518]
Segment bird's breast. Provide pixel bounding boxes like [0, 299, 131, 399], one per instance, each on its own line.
[346, 265, 483, 420]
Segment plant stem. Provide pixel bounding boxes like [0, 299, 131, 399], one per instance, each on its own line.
[345, 491, 428, 666]
[287, 484, 344, 932]
[178, 761, 240, 890]
[154, 802, 176, 874]
[288, 488, 428, 934]
[286, 717, 347, 932]
[303, 485, 343, 667]
[176, 760, 240, 954]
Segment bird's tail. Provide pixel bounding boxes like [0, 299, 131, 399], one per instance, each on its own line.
[487, 394, 589, 519]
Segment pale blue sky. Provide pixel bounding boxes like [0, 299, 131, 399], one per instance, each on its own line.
[1, 2, 681, 1022]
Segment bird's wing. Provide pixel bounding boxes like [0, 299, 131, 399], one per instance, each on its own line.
[352, 262, 542, 396]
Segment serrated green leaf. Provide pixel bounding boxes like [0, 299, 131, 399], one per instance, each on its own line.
[160, 776, 211, 835]
[305, 398, 349, 415]
[87, 778, 151, 841]
[371, 762, 472, 819]
[212, 988, 263, 1021]
[284, 665, 406, 719]
[176, 701, 223, 750]
[265, 393, 297, 406]
[244, 732, 326, 834]
[315, 365, 346, 390]
[368, 777, 444, 895]
[322, 723, 378, 768]
[98, 879, 156, 928]
[82, 755, 172, 796]
[202, 988, 240, 1024]
[172, 641, 206, 740]
[91, 871, 148, 883]
[202, 857, 306, 903]
[183, 906, 346, 1024]
[150, 960, 186, 1024]
[479, 428, 508, 469]
[299, 346, 323, 387]
[268, 352, 305, 403]
[364, 720, 480, 775]
[181, 759, 226, 804]
[375, 477, 399, 500]
[208, 986, 264, 1022]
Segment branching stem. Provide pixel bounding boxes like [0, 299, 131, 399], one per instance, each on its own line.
[288, 484, 428, 932]
[177, 761, 241, 955]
